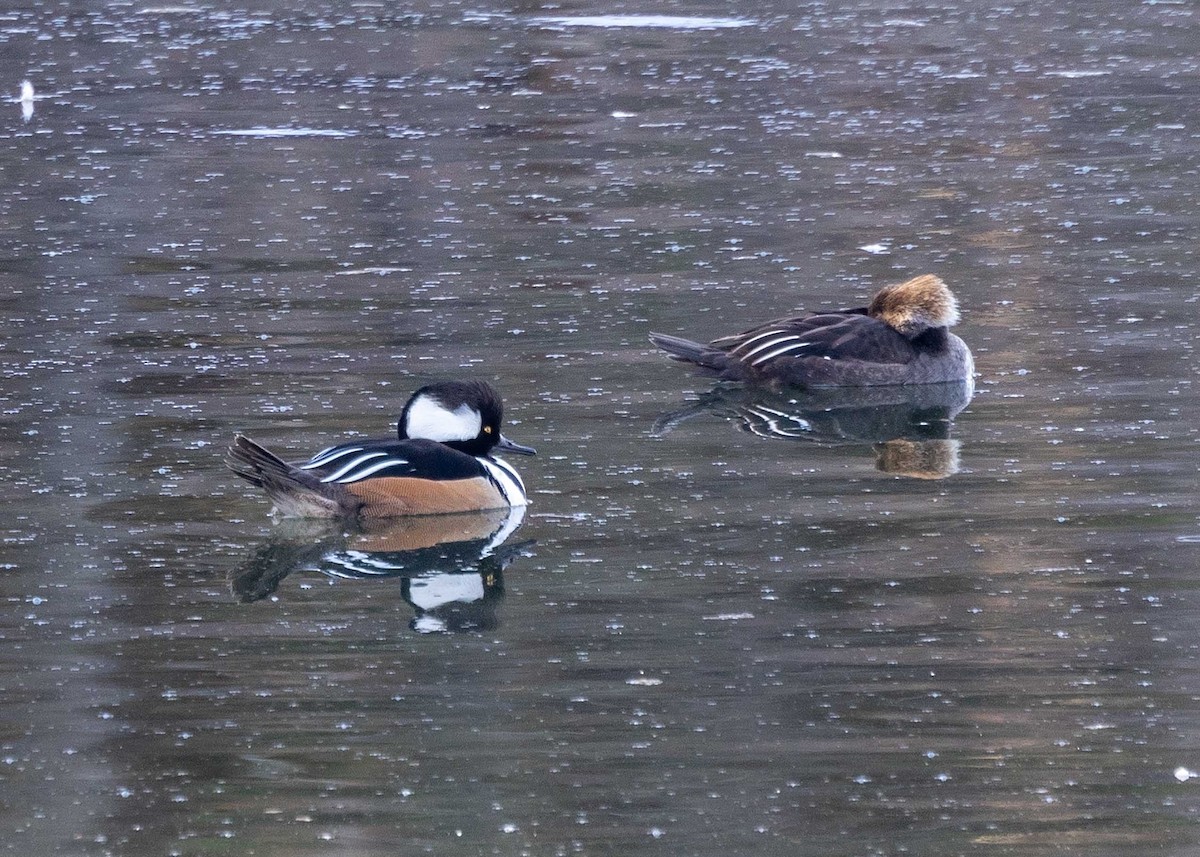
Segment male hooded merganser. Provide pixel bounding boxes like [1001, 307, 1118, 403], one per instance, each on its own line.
[226, 380, 535, 518]
[649, 274, 974, 387]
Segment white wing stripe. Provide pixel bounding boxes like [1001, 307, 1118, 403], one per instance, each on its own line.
[750, 340, 813, 366]
[333, 457, 411, 484]
[318, 451, 388, 483]
[733, 329, 789, 351]
[740, 334, 808, 362]
[302, 446, 364, 470]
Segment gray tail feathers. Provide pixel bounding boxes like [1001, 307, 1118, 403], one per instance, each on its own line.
[226, 434, 295, 489]
[226, 435, 342, 517]
[649, 332, 731, 375]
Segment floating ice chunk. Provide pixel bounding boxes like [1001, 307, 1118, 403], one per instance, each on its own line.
[532, 14, 755, 29]
[19, 79, 34, 122]
[1044, 69, 1110, 79]
[212, 127, 358, 138]
[625, 676, 663, 686]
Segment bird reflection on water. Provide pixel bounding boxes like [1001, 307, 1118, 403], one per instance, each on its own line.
[230, 506, 533, 633]
[654, 381, 974, 479]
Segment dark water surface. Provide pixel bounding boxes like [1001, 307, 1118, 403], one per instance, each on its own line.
[3, 2, 1200, 855]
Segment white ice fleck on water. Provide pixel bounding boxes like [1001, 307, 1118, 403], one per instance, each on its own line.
[532, 14, 755, 29]
[626, 676, 663, 687]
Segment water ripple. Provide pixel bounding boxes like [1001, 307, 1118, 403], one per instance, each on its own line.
[529, 14, 757, 30]
[211, 127, 359, 138]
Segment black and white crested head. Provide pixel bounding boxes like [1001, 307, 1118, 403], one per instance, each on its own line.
[399, 380, 535, 459]
[400, 380, 497, 445]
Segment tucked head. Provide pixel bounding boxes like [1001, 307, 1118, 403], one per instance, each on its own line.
[867, 274, 960, 337]
[399, 380, 536, 458]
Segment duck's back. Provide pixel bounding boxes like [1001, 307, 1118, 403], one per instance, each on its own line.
[651, 309, 971, 387]
[716, 310, 915, 364]
[297, 437, 486, 484]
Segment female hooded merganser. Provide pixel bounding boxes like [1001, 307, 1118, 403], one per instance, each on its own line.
[649, 274, 974, 387]
[226, 380, 535, 518]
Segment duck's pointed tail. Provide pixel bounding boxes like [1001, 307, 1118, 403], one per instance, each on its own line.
[226, 434, 291, 488]
[649, 332, 749, 379]
[649, 331, 711, 362]
[226, 434, 343, 517]
[650, 331, 737, 373]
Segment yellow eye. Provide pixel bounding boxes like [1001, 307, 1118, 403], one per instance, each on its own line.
[483, 426, 493, 434]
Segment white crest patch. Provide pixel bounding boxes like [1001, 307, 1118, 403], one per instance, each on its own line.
[404, 395, 483, 443]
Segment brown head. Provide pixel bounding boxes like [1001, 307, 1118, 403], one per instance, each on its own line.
[867, 274, 960, 337]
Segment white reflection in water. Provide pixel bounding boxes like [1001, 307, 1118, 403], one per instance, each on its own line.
[212, 127, 359, 138]
[19, 80, 34, 122]
[530, 14, 756, 29]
